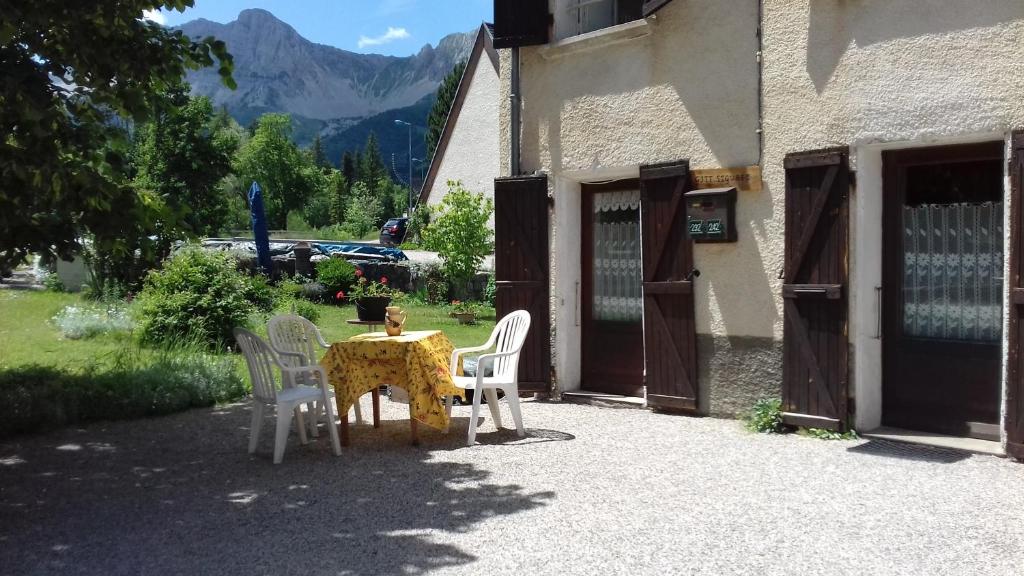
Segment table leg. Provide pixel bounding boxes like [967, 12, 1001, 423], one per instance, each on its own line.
[371, 388, 381, 428]
[339, 412, 350, 447]
[409, 404, 420, 446]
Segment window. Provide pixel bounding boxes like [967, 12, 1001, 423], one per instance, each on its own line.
[553, 0, 644, 41]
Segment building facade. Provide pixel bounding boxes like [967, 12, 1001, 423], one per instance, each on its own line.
[492, 0, 1024, 457]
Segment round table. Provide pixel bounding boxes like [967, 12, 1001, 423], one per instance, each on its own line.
[346, 319, 382, 333]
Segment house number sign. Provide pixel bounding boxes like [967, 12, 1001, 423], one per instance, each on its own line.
[691, 166, 762, 193]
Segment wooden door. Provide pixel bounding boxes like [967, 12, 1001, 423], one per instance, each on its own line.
[640, 161, 699, 411]
[882, 143, 1004, 440]
[582, 180, 644, 397]
[781, 149, 850, 431]
[494, 175, 551, 392]
[1009, 131, 1024, 459]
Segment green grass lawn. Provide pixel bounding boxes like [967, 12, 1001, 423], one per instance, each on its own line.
[0, 290, 496, 373]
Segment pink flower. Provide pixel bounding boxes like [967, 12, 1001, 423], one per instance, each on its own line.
[335, 291, 345, 300]
[380, 276, 389, 285]
[354, 269, 364, 278]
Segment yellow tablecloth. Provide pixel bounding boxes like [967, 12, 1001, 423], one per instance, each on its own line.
[320, 330, 461, 431]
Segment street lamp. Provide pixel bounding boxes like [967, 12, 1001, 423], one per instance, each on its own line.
[412, 157, 426, 184]
[394, 119, 413, 216]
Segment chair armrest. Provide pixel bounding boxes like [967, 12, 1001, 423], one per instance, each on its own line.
[474, 351, 519, 383]
[315, 331, 331, 349]
[273, 349, 308, 368]
[450, 344, 492, 376]
[281, 365, 331, 393]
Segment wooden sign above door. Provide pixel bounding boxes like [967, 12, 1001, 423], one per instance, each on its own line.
[691, 166, 763, 193]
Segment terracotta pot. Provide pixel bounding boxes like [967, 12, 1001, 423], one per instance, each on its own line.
[452, 312, 476, 325]
[355, 297, 391, 322]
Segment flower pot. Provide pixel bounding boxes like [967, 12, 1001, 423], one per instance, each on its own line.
[452, 312, 476, 325]
[355, 297, 391, 322]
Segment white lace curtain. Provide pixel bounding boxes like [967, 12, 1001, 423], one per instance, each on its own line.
[593, 190, 642, 322]
[902, 201, 1003, 342]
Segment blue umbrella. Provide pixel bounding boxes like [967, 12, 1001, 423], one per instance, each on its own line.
[248, 181, 273, 276]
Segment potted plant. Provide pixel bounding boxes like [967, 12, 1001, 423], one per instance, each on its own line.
[449, 300, 479, 325]
[336, 269, 402, 322]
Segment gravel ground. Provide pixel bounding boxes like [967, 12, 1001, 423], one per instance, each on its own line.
[1, 397, 1023, 576]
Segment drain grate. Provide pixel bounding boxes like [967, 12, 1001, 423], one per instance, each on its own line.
[847, 439, 971, 464]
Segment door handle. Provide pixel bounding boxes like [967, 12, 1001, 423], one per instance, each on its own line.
[686, 269, 701, 281]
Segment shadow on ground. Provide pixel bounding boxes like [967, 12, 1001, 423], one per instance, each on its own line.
[0, 401, 565, 575]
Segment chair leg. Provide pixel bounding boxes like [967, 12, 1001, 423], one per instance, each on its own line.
[294, 406, 309, 445]
[274, 404, 295, 464]
[443, 394, 454, 434]
[468, 387, 483, 445]
[483, 388, 502, 429]
[353, 397, 365, 425]
[307, 402, 320, 438]
[505, 387, 525, 437]
[248, 403, 264, 454]
[321, 391, 342, 456]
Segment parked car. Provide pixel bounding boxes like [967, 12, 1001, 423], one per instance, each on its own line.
[379, 217, 408, 246]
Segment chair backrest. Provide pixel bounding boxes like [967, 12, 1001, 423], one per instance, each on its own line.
[234, 328, 282, 403]
[491, 310, 531, 379]
[267, 314, 320, 367]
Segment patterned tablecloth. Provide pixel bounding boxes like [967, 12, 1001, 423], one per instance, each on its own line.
[320, 330, 461, 431]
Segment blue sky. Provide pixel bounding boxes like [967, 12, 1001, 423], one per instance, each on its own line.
[151, 0, 493, 56]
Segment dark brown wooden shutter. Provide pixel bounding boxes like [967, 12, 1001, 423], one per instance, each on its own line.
[642, 0, 675, 18]
[781, 149, 850, 431]
[494, 175, 551, 392]
[640, 161, 699, 411]
[1007, 131, 1024, 459]
[493, 0, 549, 49]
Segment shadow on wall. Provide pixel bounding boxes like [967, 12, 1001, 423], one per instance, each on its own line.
[0, 402, 558, 576]
[807, 0, 1024, 93]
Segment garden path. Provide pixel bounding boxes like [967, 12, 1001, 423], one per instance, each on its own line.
[1, 398, 1023, 575]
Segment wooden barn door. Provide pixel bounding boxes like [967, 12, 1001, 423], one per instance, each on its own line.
[1008, 131, 1024, 458]
[640, 161, 699, 411]
[782, 149, 850, 431]
[494, 175, 551, 392]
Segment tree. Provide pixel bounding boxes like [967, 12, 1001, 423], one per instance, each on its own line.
[425, 60, 467, 161]
[343, 182, 384, 239]
[422, 181, 494, 287]
[0, 0, 234, 271]
[132, 87, 239, 243]
[358, 132, 389, 188]
[310, 134, 330, 171]
[328, 171, 349, 225]
[341, 151, 357, 191]
[233, 113, 319, 229]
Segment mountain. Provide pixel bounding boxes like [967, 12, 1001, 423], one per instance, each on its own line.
[177, 8, 474, 165]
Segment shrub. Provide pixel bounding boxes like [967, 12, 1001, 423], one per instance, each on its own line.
[800, 427, 859, 440]
[405, 202, 434, 245]
[288, 299, 321, 324]
[52, 304, 134, 340]
[137, 248, 259, 348]
[745, 397, 785, 434]
[342, 182, 384, 239]
[0, 346, 245, 438]
[244, 273, 278, 313]
[422, 181, 494, 285]
[484, 274, 496, 307]
[41, 272, 66, 293]
[315, 257, 356, 295]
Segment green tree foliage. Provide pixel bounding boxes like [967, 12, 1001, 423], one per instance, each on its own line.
[0, 0, 234, 271]
[310, 134, 330, 170]
[132, 87, 240, 243]
[341, 151, 357, 190]
[329, 171, 349, 225]
[422, 181, 494, 285]
[343, 182, 384, 239]
[425, 60, 467, 161]
[358, 132, 389, 192]
[233, 113, 321, 229]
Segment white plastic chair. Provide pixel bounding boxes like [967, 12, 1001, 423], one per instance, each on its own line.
[234, 328, 341, 464]
[267, 314, 365, 436]
[447, 310, 531, 444]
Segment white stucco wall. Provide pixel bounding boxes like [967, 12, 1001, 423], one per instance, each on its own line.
[516, 0, 762, 392]
[761, 0, 1024, 435]
[423, 51, 500, 225]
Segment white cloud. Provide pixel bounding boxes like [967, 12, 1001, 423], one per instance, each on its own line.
[142, 9, 166, 25]
[357, 27, 410, 49]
